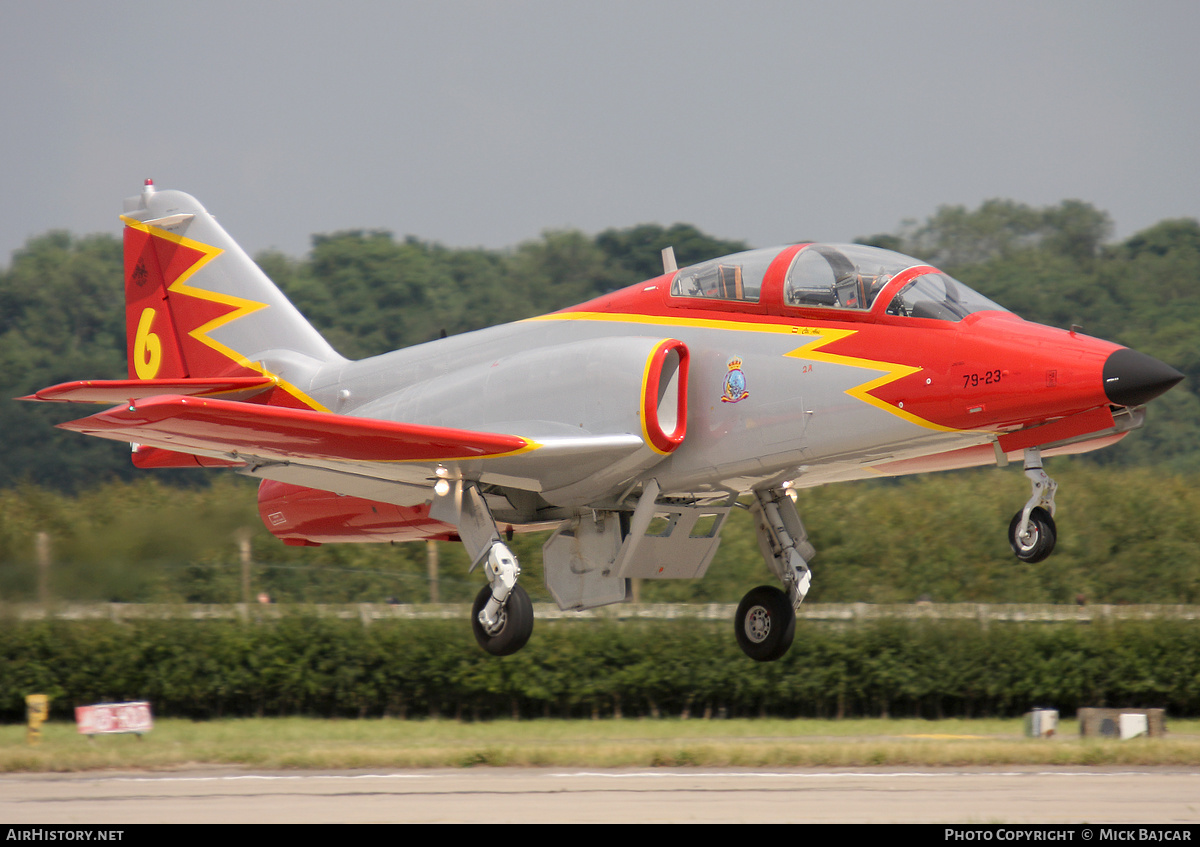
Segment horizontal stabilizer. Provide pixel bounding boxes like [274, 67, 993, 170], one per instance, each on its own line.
[23, 377, 277, 404]
[58, 395, 534, 464]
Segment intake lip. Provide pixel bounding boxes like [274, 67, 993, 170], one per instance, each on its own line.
[1103, 348, 1184, 407]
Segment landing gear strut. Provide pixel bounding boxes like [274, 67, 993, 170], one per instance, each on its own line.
[1008, 447, 1058, 563]
[734, 488, 814, 661]
[472, 534, 534, 656]
[471, 540, 533, 655]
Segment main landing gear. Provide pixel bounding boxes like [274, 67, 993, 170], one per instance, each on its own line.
[735, 488, 814, 662]
[431, 481, 534, 656]
[1008, 447, 1058, 563]
[471, 543, 534, 656]
[735, 585, 796, 662]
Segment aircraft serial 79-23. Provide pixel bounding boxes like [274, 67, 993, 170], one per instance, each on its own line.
[26, 182, 1184, 660]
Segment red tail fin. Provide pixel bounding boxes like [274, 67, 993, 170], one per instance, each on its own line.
[117, 182, 344, 412]
[123, 219, 215, 380]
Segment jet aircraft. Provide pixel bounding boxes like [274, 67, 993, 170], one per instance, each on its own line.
[27, 182, 1184, 660]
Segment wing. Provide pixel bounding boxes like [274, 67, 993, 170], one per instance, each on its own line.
[23, 377, 277, 403]
[53, 394, 646, 506]
[58, 394, 535, 462]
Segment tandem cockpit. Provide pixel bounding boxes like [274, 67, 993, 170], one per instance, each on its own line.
[669, 242, 1008, 321]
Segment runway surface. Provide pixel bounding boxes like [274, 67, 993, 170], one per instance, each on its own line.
[3, 767, 1199, 824]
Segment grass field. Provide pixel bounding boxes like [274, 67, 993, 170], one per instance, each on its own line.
[3, 717, 1200, 772]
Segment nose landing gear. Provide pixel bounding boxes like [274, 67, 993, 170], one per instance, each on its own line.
[1008, 447, 1058, 563]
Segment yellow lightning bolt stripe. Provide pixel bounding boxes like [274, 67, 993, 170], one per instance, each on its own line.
[785, 328, 957, 432]
[120, 216, 330, 412]
[527, 311, 802, 334]
[535, 311, 959, 433]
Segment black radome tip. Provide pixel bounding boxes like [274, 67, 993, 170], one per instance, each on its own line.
[1103, 348, 1184, 407]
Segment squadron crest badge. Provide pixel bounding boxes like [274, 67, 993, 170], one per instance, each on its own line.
[721, 356, 749, 403]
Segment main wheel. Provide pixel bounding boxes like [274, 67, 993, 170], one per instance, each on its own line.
[734, 585, 796, 662]
[471, 583, 534, 656]
[1008, 507, 1057, 563]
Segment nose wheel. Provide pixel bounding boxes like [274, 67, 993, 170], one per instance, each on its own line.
[1008, 506, 1057, 563]
[734, 585, 796, 662]
[1007, 447, 1059, 563]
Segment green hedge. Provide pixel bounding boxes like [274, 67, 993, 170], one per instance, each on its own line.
[2, 616, 1198, 721]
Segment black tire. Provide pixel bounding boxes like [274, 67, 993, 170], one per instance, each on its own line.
[471, 583, 534, 656]
[1008, 507, 1057, 563]
[734, 585, 796, 662]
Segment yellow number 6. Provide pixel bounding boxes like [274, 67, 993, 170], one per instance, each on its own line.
[134, 308, 162, 379]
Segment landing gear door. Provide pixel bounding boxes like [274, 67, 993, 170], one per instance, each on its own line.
[543, 513, 628, 611]
[614, 501, 732, 579]
[542, 492, 735, 611]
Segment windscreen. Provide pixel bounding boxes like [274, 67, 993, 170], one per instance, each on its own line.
[884, 271, 1008, 321]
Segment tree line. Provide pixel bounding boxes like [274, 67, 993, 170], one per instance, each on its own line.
[2, 463, 1196, 606]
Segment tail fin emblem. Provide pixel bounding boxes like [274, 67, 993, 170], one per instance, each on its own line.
[131, 259, 150, 288]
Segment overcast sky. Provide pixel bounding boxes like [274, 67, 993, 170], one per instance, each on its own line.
[3, 1, 1199, 266]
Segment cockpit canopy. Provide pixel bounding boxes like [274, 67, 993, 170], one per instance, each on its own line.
[670, 243, 1008, 321]
[670, 247, 772, 303]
